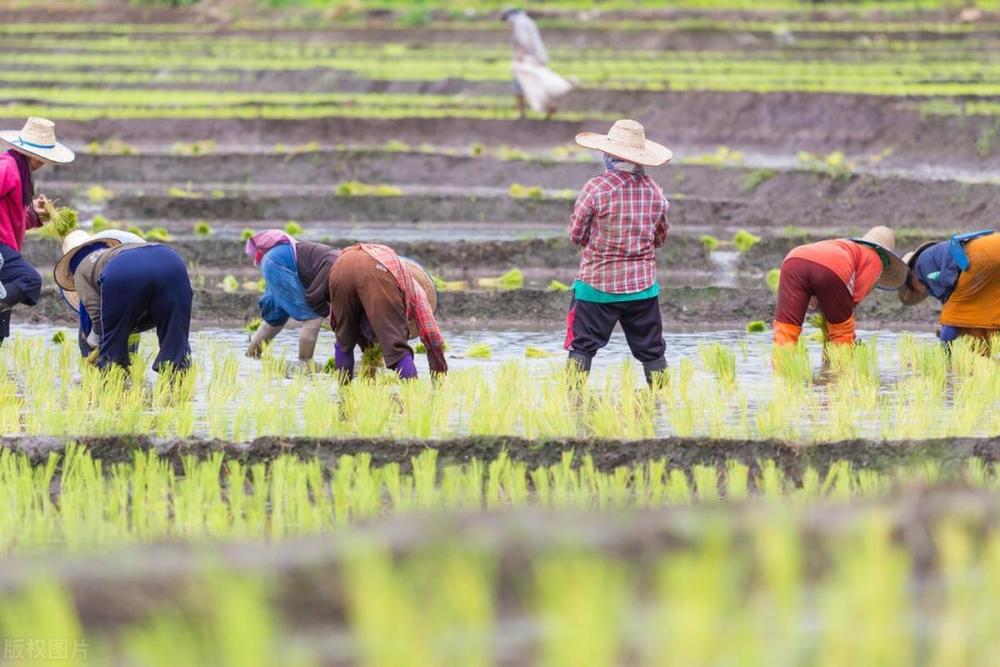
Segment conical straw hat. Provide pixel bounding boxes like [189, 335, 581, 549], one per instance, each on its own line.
[59, 230, 147, 311]
[0, 117, 75, 165]
[850, 226, 908, 290]
[575, 119, 672, 167]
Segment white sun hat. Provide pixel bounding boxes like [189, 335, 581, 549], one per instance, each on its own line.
[54, 230, 127, 292]
[58, 229, 147, 311]
[0, 117, 75, 165]
[575, 119, 672, 167]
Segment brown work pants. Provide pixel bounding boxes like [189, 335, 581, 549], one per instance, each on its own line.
[328, 247, 411, 367]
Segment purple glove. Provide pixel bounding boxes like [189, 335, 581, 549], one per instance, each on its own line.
[335, 341, 355, 380]
[389, 352, 418, 380]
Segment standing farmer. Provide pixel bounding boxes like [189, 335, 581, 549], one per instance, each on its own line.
[898, 230, 1000, 353]
[244, 229, 341, 371]
[0, 117, 75, 345]
[772, 227, 907, 346]
[502, 7, 570, 119]
[328, 243, 447, 381]
[54, 233, 193, 372]
[565, 119, 672, 385]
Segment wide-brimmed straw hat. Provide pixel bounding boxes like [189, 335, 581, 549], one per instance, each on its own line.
[0, 117, 75, 165]
[575, 119, 672, 167]
[897, 241, 937, 306]
[54, 230, 125, 291]
[850, 226, 908, 290]
[400, 256, 438, 339]
[58, 230, 147, 310]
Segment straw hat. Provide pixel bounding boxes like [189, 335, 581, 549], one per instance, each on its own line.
[897, 241, 937, 306]
[400, 256, 438, 339]
[54, 230, 126, 291]
[850, 226, 908, 290]
[58, 230, 147, 310]
[0, 117, 75, 165]
[575, 119, 672, 167]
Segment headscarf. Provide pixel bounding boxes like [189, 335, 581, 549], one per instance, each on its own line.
[7, 149, 33, 207]
[245, 229, 296, 267]
[603, 153, 644, 175]
[258, 242, 320, 324]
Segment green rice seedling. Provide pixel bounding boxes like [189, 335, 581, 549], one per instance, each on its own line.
[698, 342, 737, 388]
[127, 225, 148, 240]
[86, 184, 113, 203]
[193, 220, 212, 237]
[335, 181, 403, 196]
[220, 275, 239, 293]
[508, 183, 544, 199]
[742, 168, 778, 193]
[283, 221, 303, 236]
[90, 214, 119, 232]
[732, 229, 761, 253]
[746, 320, 767, 333]
[766, 268, 781, 293]
[771, 341, 813, 385]
[146, 227, 172, 242]
[50, 330, 66, 344]
[525, 346, 557, 359]
[172, 140, 216, 156]
[547, 279, 570, 292]
[241, 228, 255, 242]
[382, 139, 410, 152]
[477, 268, 524, 291]
[533, 553, 629, 667]
[167, 186, 202, 199]
[468, 142, 485, 156]
[699, 234, 719, 252]
[34, 199, 78, 240]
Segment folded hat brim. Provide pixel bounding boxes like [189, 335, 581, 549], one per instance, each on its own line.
[851, 239, 908, 290]
[0, 131, 75, 165]
[575, 131, 673, 167]
[54, 238, 120, 291]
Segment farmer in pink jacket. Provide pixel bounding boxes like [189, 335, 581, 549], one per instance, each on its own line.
[0, 117, 75, 345]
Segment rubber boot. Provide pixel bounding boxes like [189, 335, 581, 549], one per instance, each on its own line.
[0, 253, 6, 301]
[389, 353, 418, 380]
[826, 316, 856, 345]
[334, 341, 355, 384]
[643, 358, 668, 387]
[772, 320, 802, 346]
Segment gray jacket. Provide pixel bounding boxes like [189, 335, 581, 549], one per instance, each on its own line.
[75, 243, 149, 339]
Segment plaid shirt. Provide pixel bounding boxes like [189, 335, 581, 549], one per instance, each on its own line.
[358, 243, 445, 350]
[569, 168, 670, 294]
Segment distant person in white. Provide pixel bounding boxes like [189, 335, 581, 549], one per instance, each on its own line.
[503, 7, 569, 119]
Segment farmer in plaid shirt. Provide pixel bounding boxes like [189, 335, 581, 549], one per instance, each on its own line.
[565, 120, 673, 384]
[328, 243, 446, 381]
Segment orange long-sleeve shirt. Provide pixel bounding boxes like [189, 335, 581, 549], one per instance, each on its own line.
[784, 239, 883, 305]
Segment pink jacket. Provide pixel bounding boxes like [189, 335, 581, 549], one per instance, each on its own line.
[0, 153, 40, 251]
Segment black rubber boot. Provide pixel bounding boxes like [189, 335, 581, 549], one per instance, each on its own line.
[0, 308, 10, 347]
[643, 358, 668, 386]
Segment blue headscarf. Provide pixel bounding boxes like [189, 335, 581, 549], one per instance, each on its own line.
[913, 241, 960, 303]
[258, 242, 319, 326]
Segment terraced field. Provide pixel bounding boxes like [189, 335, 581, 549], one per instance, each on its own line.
[2, 2, 1000, 665]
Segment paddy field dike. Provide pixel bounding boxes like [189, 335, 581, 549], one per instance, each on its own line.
[1, 2, 1000, 665]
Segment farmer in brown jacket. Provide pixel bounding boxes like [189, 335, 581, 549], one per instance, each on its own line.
[54, 231, 193, 371]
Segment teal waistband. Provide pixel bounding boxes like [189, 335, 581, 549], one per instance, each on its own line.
[572, 280, 659, 303]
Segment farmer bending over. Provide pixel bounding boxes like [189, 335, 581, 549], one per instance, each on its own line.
[54, 233, 193, 372]
[565, 119, 672, 385]
[898, 230, 1000, 354]
[0, 117, 75, 346]
[58, 229, 147, 358]
[773, 226, 906, 346]
[245, 229, 340, 371]
[328, 243, 446, 381]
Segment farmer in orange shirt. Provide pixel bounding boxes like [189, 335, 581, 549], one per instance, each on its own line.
[773, 226, 907, 346]
[898, 230, 1000, 353]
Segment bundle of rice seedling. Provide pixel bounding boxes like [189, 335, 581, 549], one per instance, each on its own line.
[33, 199, 78, 240]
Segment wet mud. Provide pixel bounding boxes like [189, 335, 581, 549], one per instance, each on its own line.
[5, 434, 997, 477]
